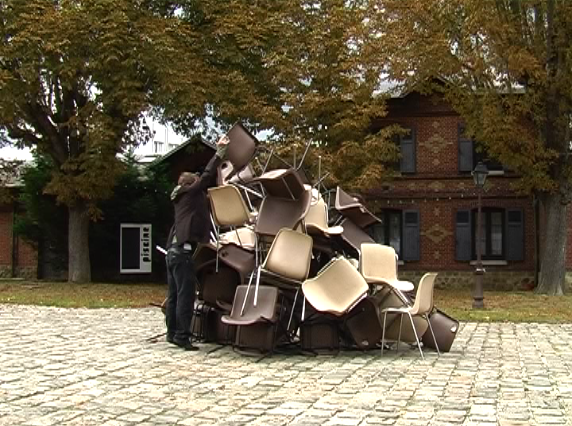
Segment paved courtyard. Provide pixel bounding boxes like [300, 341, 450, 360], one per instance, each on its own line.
[1, 305, 572, 426]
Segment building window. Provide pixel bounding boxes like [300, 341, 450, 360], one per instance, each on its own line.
[367, 209, 420, 261]
[458, 125, 503, 173]
[368, 210, 402, 256]
[473, 208, 504, 260]
[456, 208, 524, 262]
[397, 127, 416, 174]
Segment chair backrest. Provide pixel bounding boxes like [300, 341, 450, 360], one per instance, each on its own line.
[226, 284, 279, 324]
[302, 256, 369, 316]
[225, 122, 258, 174]
[305, 196, 329, 232]
[263, 228, 313, 281]
[254, 188, 312, 237]
[208, 185, 251, 227]
[255, 168, 306, 199]
[334, 186, 380, 228]
[360, 243, 398, 283]
[410, 273, 438, 316]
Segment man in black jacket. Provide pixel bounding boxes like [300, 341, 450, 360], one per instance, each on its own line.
[165, 135, 229, 350]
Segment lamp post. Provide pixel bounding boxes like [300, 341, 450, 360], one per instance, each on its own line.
[472, 162, 489, 309]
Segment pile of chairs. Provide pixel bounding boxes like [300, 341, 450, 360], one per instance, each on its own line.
[190, 123, 459, 358]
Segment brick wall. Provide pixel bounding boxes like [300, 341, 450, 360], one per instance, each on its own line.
[368, 91, 542, 277]
[0, 203, 38, 279]
[0, 206, 13, 277]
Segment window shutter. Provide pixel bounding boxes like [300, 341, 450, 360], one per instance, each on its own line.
[458, 126, 473, 172]
[455, 210, 472, 261]
[506, 209, 524, 261]
[402, 210, 420, 261]
[400, 128, 416, 173]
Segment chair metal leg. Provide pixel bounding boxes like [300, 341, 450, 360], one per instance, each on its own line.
[215, 225, 220, 273]
[287, 289, 299, 332]
[424, 313, 440, 356]
[381, 311, 388, 356]
[407, 312, 424, 359]
[253, 266, 262, 307]
[240, 269, 256, 316]
[397, 313, 403, 354]
[234, 227, 243, 248]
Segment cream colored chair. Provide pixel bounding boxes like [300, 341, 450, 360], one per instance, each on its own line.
[360, 243, 414, 293]
[219, 227, 257, 251]
[305, 196, 344, 237]
[208, 185, 256, 271]
[242, 228, 313, 317]
[302, 256, 369, 317]
[380, 272, 440, 359]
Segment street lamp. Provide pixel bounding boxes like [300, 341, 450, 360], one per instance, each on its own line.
[472, 162, 489, 309]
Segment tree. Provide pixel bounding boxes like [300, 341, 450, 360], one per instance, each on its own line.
[13, 156, 68, 278]
[376, 0, 572, 295]
[1, 0, 400, 283]
[170, 0, 400, 191]
[0, 0, 209, 282]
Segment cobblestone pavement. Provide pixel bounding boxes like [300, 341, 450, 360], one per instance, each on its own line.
[1, 305, 572, 426]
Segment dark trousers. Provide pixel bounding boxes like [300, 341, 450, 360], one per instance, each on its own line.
[165, 246, 196, 342]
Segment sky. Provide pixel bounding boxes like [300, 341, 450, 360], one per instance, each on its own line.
[0, 121, 184, 162]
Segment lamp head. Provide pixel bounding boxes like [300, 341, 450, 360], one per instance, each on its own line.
[472, 162, 489, 188]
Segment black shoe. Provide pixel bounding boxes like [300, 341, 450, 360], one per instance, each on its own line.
[173, 338, 199, 351]
[166, 335, 175, 345]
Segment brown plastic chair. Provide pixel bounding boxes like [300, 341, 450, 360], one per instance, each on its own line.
[360, 243, 414, 293]
[334, 186, 380, 228]
[208, 185, 256, 271]
[254, 187, 312, 239]
[336, 218, 375, 255]
[225, 122, 258, 176]
[221, 285, 279, 326]
[380, 272, 440, 359]
[254, 168, 306, 199]
[302, 256, 369, 317]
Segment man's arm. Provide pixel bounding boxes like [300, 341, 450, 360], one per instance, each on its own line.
[197, 135, 230, 191]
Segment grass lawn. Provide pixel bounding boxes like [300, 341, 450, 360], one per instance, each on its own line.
[0, 280, 167, 309]
[1, 279, 572, 322]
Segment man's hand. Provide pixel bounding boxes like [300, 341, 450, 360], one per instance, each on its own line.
[217, 135, 230, 147]
[215, 135, 230, 159]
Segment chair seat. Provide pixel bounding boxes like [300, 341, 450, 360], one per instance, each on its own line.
[306, 224, 344, 236]
[221, 285, 279, 326]
[219, 227, 257, 251]
[369, 279, 414, 293]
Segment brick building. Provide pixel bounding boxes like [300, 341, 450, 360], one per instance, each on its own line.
[367, 90, 566, 290]
[0, 195, 38, 279]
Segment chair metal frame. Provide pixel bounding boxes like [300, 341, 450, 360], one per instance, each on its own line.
[380, 273, 441, 359]
[241, 228, 313, 315]
[208, 184, 256, 272]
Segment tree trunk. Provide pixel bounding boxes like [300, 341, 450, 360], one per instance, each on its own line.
[68, 202, 91, 283]
[536, 193, 567, 295]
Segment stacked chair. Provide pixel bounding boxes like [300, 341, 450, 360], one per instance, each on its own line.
[187, 122, 459, 358]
